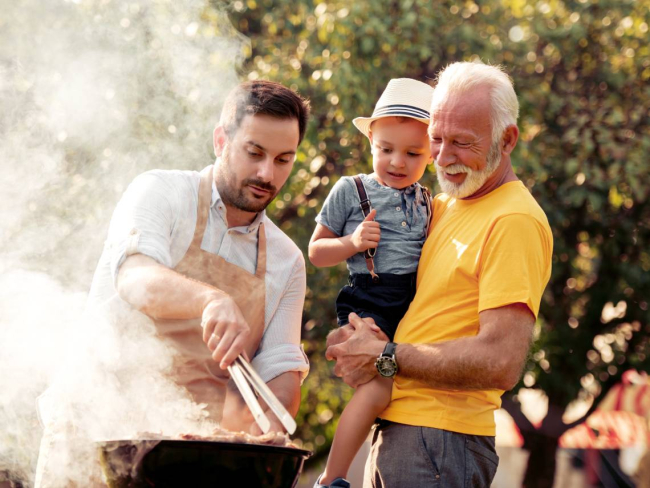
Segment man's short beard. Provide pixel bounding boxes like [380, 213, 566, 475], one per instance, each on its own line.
[215, 147, 278, 213]
[435, 138, 501, 199]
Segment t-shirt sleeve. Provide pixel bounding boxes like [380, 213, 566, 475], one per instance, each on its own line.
[478, 213, 553, 318]
[105, 171, 181, 285]
[315, 177, 355, 236]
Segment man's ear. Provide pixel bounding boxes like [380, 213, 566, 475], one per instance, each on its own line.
[502, 125, 519, 155]
[213, 126, 227, 158]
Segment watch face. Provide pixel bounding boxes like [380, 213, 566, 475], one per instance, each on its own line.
[376, 356, 397, 377]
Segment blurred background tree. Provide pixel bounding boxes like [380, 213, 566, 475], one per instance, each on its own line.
[225, 0, 650, 483]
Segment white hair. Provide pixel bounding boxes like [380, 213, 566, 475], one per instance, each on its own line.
[431, 61, 519, 145]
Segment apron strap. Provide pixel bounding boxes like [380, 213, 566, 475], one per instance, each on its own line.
[255, 222, 266, 279]
[422, 185, 434, 237]
[193, 165, 266, 281]
[190, 166, 214, 250]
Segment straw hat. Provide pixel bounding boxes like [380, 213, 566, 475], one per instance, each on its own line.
[353, 78, 434, 139]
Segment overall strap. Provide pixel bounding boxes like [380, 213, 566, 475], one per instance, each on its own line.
[352, 176, 379, 280]
[421, 185, 434, 236]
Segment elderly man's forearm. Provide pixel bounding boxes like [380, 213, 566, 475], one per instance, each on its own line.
[395, 305, 535, 390]
[396, 340, 527, 391]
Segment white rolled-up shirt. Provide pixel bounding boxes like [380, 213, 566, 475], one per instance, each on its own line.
[87, 166, 309, 384]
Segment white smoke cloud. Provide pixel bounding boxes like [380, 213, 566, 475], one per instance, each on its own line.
[1, 0, 249, 285]
[0, 0, 248, 484]
[0, 271, 86, 484]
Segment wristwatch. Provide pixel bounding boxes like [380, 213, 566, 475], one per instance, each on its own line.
[375, 342, 398, 378]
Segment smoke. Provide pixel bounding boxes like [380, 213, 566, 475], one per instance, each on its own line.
[0, 271, 86, 484]
[0, 0, 248, 485]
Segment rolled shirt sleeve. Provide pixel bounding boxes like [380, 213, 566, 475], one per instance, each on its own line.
[251, 256, 309, 383]
[105, 171, 180, 285]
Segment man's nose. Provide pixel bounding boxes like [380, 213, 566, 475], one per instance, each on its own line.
[435, 141, 455, 167]
[256, 157, 274, 181]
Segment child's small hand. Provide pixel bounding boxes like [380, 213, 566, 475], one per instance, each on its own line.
[350, 208, 380, 252]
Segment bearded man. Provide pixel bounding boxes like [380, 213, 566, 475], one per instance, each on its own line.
[326, 62, 553, 487]
[34, 80, 311, 487]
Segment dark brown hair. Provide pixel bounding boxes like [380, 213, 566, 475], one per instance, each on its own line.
[219, 80, 310, 143]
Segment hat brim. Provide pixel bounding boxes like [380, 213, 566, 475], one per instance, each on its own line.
[353, 115, 430, 140]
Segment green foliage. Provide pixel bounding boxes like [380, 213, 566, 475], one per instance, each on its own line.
[222, 0, 650, 462]
[512, 0, 650, 409]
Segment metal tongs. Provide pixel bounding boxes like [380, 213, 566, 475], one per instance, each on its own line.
[227, 356, 297, 435]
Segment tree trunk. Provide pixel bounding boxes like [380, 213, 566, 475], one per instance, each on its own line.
[502, 397, 581, 488]
[521, 431, 560, 488]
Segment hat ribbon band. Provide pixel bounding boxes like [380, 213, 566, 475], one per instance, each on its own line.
[372, 104, 430, 119]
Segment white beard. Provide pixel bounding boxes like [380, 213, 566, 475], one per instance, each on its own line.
[435, 139, 501, 199]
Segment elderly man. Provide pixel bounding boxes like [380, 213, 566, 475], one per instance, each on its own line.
[327, 62, 553, 487]
[35, 80, 311, 486]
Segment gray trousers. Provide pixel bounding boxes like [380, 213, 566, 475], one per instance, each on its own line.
[363, 420, 499, 487]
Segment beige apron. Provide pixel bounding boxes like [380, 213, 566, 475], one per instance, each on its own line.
[153, 165, 267, 421]
[34, 165, 267, 488]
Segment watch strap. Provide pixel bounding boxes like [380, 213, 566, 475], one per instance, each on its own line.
[383, 342, 397, 357]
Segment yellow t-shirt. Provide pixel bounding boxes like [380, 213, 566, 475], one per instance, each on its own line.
[381, 181, 553, 436]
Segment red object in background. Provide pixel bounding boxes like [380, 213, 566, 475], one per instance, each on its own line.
[560, 371, 650, 450]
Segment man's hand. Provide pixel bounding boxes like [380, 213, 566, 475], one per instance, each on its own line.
[326, 316, 387, 352]
[248, 414, 286, 436]
[326, 324, 355, 351]
[117, 255, 251, 368]
[326, 313, 387, 388]
[202, 295, 251, 369]
[221, 372, 300, 434]
[350, 209, 380, 253]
